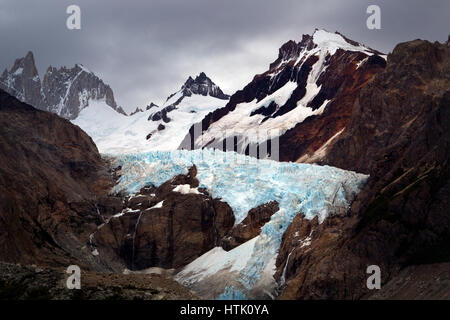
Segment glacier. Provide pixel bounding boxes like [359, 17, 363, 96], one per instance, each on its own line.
[111, 149, 368, 299]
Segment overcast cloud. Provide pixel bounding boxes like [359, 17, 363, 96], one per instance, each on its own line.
[0, 0, 448, 112]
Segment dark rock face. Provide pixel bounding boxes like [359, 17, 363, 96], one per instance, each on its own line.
[0, 51, 45, 110]
[146, 102, 159, 110]
[0, 90, 236, 276]
[277, 38, 450, 299]
[129, 107, 144, 115]
[278, 51, 386, 162]
[0, 51, 124, 120]
[149, 72, 230, 123]
[325, 39, 449, 173]
[0, 89, 114, 270]
[221, 201, 279, 251]
[93, 166, 235, 270]
[366, 262, 450, 300]
[150, 108, 172, 123]
[177, 72, 230, 101]
[182, 31, 385, 160]
[0, 262, 198, 300]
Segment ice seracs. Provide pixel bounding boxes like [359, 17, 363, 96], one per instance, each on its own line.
[111, 149, 368, 299]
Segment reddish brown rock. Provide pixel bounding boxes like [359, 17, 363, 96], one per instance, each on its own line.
[221, 201, 279, 251]
[0, 261, 198, 300]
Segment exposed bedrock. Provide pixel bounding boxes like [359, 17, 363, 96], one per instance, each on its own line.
[276, 38, 450, 300]
[93, 166, 236, 270]
[221, 201, 279, 251]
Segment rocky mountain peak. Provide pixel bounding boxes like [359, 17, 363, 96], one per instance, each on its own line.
[274, 40, 301, 66]
[0, 51, 125, 119]
[185, 29, 387, 161]
[180, 72, 229, 100]
[270, 29, 381, 70]
[41, 62, 125, 119]
[160, 72, 229, 112]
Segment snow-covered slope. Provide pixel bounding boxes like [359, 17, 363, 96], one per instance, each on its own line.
[183, 29, 387, 162]
[73, 73, 229, 154]
[42, 63, 124, 119]
[111, 149, 368, 299]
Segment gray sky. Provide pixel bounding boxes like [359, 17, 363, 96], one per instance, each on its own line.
[0, 0, 448, 112]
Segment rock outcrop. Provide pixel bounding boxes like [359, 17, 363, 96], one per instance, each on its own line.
[0, 51, 125, 119]
[221, 201, 279, 251]
[167, 72, 230, 105]
[149, 72, 229, 123]
[365, 262, 450, 300]
[182, 30, 386, 161]
[0, 51, 45, 110]
[276, 38, 450, 299]
[0, 88, 114, 270]
[0, 262, 197, 300]
[92, 166, 235, 270]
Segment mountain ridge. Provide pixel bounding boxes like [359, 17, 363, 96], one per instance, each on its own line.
[72, 72, 230, 154]
[0, 51, 126, 120]
[179, 29, 386, 161]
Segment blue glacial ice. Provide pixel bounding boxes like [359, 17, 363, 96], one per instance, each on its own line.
[111, 149, 368, 298]
[217, 286, 248, 300]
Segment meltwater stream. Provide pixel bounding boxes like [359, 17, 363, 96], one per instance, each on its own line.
[110, 149, 368, 299]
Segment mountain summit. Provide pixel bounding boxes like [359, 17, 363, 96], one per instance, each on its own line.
[181, 72, 230, 100]
[164, 72, 229, 109]
[181, 29, 386, 161]
[0, 51, 125, 119]
[72, 72, 230, 154]
[148, 72, 229, 123]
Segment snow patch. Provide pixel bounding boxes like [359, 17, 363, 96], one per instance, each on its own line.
[173, 184, 201, 194]
[150, 201, 164, 209]
[73, 94, 228, 154]
[13, 67, 23, 75]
